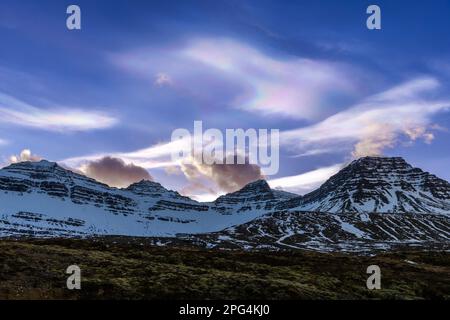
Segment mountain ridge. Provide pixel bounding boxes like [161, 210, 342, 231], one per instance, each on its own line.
[276, 156, 450, 214]
[0, 156, 449, 252]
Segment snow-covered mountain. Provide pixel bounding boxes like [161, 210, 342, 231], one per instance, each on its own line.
[0, 160, 272, 237]
[213, 180, 296, 213]
[277, 157, 450, 214]
[0, 157, 449, 252]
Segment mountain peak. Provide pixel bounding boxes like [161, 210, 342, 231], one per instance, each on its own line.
[2, 160, 71, 177]
[239, 179, 271, 193]
[7, 159, 58, 169]
[213, 179, 277, 208]
[350, 156, 411, 169]
[288, 156, 450, 213]
[125, 179, 171, 196]
[127, 179, 162, 188]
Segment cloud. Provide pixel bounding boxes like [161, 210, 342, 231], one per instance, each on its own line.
[81, 156, 153, 188]
[351, 123, 397, 158]
[154, 72, 172, 86]
[61, 136, 264, 196]
[282, 77, 450, 158]
[62, 136, 190, 170]
[185, 39, 358, 119]
[179, 181, 218, 201]
[181, 154, 264, 193]
[9, 149, 42, 163]
[290, 147, 345, 158]
[62, 139, 265, 197]
[60, 76, 450, 199]
[164, 165, 182, 175]
[5, 149, 85, 176]
[190, 193, 224, 203]
[268, 164, 343, 195]
[0, 92, 118, 132]
[111, 38, 358, 119]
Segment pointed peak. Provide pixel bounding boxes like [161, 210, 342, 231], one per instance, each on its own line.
[125, 179, 167, 194]
[222, 179, 273, 197]
[214, 179, 273, 204]
[240, 179, 271, 191]
[128, 179, 161, 187]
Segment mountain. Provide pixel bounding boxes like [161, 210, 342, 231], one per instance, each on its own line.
[0, 160, 269, 237]
[192, 157, 449, 251]
[0, 157, 449, 252]
[277, 157, 450, 214]
[213, 180, 296, 213]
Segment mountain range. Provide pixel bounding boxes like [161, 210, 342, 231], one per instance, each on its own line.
[0, 156, 449, 252]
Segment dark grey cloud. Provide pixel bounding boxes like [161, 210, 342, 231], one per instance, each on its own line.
[83, 156, 153, 188]
[181, 155, 264, 193]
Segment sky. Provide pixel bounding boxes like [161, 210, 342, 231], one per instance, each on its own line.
[1, 0, 450, 201]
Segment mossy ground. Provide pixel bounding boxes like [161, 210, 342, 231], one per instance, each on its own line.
[0, 238, 448, 300]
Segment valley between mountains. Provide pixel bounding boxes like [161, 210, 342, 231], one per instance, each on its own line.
[0, 156, 449, 253]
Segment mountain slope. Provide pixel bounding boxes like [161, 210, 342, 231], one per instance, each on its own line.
[0, 161, 269, 237]
[277, 157, 450, 214]
[0, 157, 449, 252]
[192, 211, 450, 252]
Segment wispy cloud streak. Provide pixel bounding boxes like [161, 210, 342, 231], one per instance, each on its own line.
[0, 92, 118, 132]
[282, 77, 450, 157]
[268, 164, 342, 195]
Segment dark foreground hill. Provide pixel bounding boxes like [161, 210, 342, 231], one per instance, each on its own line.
[0, 238, 448, 300]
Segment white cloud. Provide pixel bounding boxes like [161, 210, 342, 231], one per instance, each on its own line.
[268, 164, 342, 195]
[290, 147, 346, 158]
[192, 193, 224, 203]
[282, 77, 450, 158]
[8, 149, 42, 164]
[61, 137, 188, 170]
[111, 38, 358, 119]
[154, 72, 172, 86]
[0, 92, 118, 132]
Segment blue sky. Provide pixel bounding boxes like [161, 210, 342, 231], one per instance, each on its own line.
[1, 0, 450, 200]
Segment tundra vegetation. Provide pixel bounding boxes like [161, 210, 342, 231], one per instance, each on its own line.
[0, 238, 448, 300]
